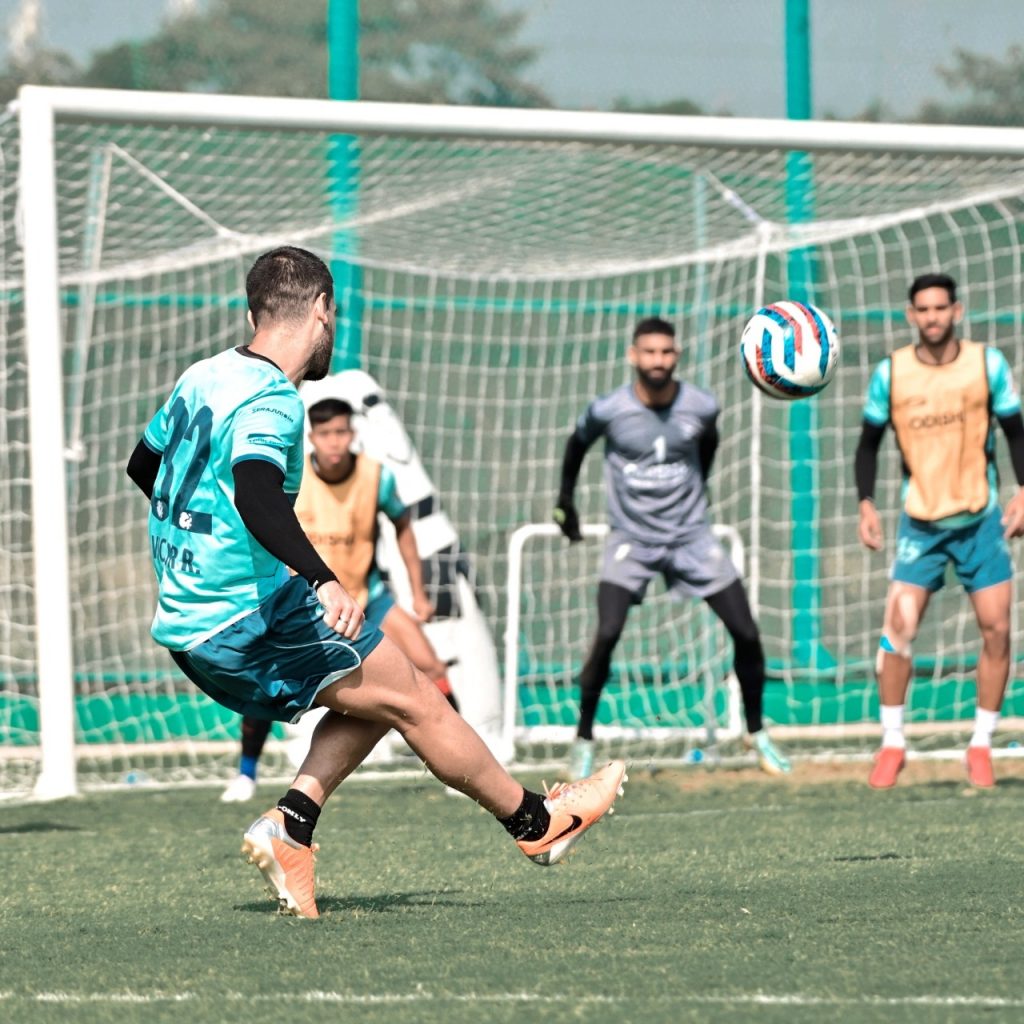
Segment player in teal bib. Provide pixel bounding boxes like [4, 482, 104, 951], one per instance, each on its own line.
[126, 246, 625, 919]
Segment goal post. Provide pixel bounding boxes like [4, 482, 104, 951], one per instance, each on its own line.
[5, 85, 1024, 797]
[503, 523, 745, 763]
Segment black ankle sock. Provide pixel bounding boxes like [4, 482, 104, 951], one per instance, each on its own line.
[276, 789, 321, 848]
[498, 789, 550, 842]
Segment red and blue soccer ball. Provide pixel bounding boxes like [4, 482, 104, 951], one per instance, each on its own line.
[740, 300, 840, 400]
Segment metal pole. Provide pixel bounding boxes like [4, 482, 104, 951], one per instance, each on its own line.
[785, 0, 833, 671]
[327, 0, 362, 371]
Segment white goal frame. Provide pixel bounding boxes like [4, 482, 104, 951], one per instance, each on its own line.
[15, 84, 1024, 798]
[502, 522, 746, 753]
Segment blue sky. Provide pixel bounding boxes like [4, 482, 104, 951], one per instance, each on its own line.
[4, 0, 1024, 119]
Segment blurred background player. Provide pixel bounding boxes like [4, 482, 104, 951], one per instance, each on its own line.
[221, 396, 458, 801]
[855, 272, 1024, 789]
[554, 316, 791, 780]
[302, 369, 506, 759]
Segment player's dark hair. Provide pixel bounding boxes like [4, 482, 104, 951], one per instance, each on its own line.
[246, 246, 334, 327]
[908, 273, 957, 304]
[632, 316, 676, 342]
[308, 398, 354, 426]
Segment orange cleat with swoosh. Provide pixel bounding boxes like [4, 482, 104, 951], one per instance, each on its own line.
[517, 760, 627, 866]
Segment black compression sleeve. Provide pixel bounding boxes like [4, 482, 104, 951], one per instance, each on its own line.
[232, 460, 337, 589]
[998, 412, 1024, 486]
[854, 420, 886, 502]
[126, 438, 162, 499]
[699, 422, 719, 480]
[558, 432, 590, 504]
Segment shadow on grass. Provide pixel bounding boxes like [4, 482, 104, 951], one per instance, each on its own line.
[235, 889, 477, 916]
[0, 821, 86, 835]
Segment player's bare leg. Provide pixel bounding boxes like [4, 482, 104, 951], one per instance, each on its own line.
[380, 604, 458, 708]
[244, 636, 625, 916]
[964, 581, 1012, 787]
[869, 582, 931, 788]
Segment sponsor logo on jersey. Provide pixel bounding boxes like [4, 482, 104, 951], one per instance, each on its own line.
[908, 410, 965, 430]
[246, 432, 289, 449]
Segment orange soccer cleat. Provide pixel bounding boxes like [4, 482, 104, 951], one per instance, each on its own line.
[242, 809, 320, 919]
[965, 746, 996, 789]
[868, 746, 906, 789]
[517, 760, 627, 866]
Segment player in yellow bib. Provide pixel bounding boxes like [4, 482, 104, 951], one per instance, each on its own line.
[855, 273, 1024, 789]
[221, 396, 459, 802]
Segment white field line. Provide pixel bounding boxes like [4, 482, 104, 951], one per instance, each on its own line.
[3, 990, 1024, 1009]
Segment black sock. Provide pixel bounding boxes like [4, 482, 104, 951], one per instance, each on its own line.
[276, 789, 321, 848]
[498, 789, 550, 842]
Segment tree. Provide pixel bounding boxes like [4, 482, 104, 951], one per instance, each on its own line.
[612, 97, 709, 117]
[916, 46, 1024, 127]
[76, 0, 548, 106]
[0, 48, 78, 105]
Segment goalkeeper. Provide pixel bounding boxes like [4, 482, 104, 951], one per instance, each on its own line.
[554, 317, 791, 780]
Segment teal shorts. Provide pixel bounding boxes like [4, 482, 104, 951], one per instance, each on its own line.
[364, 585, 395, 628]
[890, 506, 1013, 594]
[169, 575, 385, 723]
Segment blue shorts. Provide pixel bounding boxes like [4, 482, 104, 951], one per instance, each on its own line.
[169, 576, 385, 723]
[890, 506, 1013, 594]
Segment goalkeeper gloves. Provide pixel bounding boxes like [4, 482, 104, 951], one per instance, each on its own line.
[553, 499, 583, 542]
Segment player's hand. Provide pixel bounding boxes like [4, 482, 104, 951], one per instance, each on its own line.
[858, 500, 883, 551]
[316, 580, 364, 640]
[553, 500, 583, 542]
[1002, 489, 1024, 539]
[412, 592, 436, 622]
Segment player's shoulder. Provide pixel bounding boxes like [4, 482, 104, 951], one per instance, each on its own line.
[591, 383, 635, 414]
[977, 341, 1012, 372]
[679, 381, 719, 415]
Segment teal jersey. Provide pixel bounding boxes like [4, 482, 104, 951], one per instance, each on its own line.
[862, 345, 1020, 527]
[365, 464, 407, 605]
[142, 347, 306, 649]
[377, 465, 407, 523]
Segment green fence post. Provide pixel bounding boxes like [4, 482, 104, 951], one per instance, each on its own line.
[327, 0, 362, 371]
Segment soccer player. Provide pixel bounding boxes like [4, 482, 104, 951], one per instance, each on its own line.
[554, 316, 791, 780]
[855, 272, 1024, 789]
[220, 396, 459, 803]
[126, 246, 625, 918]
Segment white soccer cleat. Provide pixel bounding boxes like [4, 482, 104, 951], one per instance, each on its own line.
[220, 773, 257, 803]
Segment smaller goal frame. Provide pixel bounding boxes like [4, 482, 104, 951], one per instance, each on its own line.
[502, 523, 745, 755]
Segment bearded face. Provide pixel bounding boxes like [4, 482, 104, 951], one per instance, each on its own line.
[303, 314, 335, 382]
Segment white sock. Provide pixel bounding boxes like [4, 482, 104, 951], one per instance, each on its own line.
[970, 707, 999, 749]
[880, 704, 906, 749]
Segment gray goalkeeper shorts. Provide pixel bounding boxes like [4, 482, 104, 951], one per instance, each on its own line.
[599, 527, 739, 603]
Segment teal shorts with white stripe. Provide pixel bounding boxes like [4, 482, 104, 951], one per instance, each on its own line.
[169, 575, 384, 723]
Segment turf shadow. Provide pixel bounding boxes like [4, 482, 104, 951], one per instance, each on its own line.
[0, 821, 86, 835]
[235, 889, 475, 916]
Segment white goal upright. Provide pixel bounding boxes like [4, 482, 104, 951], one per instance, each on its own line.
[4, 86, 1024, 797]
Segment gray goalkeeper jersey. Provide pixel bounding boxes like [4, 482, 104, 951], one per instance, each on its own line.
[574, 382, 720, 544]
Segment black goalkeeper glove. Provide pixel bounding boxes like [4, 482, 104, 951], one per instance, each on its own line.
[553, 499, 583, 542]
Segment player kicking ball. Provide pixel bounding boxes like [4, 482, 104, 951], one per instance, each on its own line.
[127, 246, 625, 918]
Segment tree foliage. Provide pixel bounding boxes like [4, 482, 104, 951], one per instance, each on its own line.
[70, 0, 548, 106]
[917, 46, 1024, 126]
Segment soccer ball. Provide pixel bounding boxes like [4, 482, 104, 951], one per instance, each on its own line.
[740, 301, 839, 400]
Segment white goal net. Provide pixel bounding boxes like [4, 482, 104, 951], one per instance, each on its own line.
[3, 89, 1024, 796]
